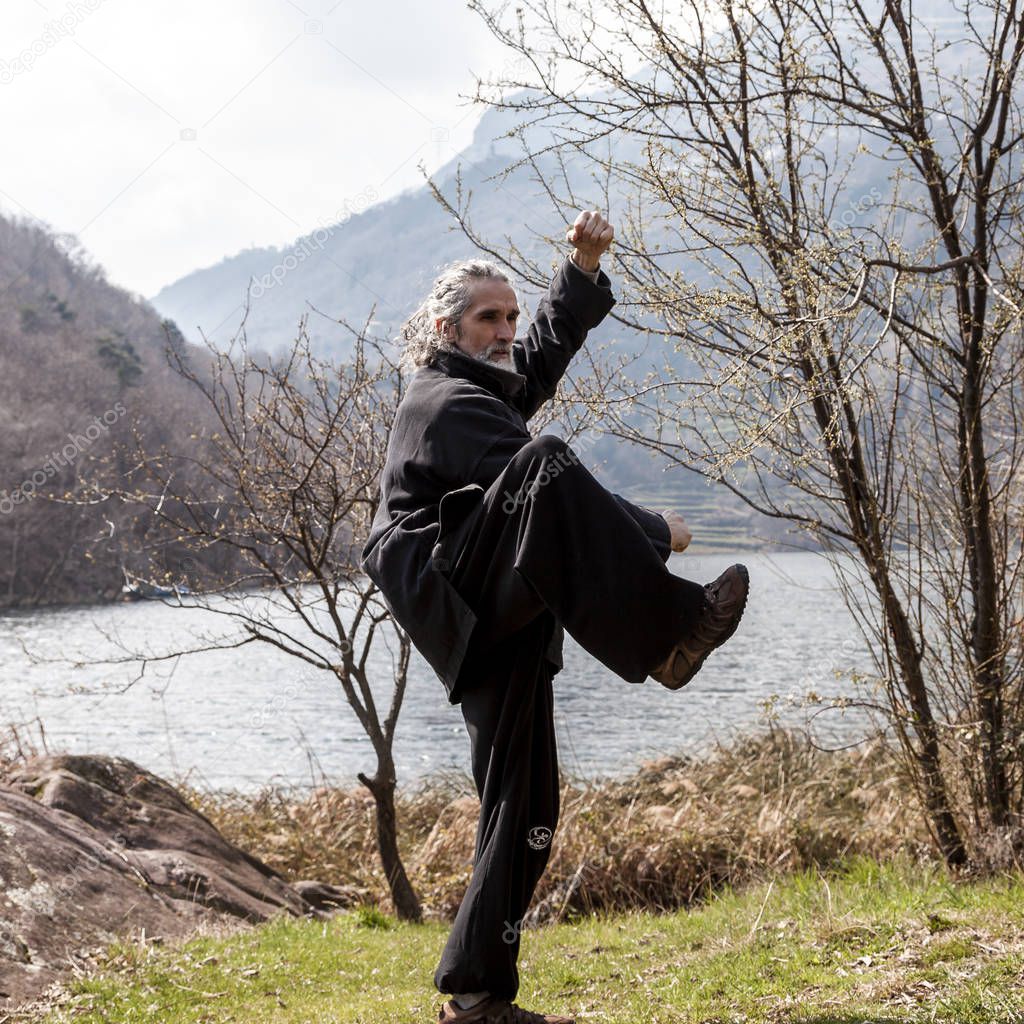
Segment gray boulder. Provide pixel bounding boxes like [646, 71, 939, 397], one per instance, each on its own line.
[0, 753, 355, 1010]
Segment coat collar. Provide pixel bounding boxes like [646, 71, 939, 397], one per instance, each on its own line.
[429, 346, 526, 401]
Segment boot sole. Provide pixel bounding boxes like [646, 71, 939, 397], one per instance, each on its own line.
[655, 564, 749, 690]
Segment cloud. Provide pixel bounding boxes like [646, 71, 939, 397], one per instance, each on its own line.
[0, 0, 510, 295]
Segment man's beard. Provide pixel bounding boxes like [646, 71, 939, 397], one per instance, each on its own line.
[477, 343, 514, 370]
[447, 325, 515, 370]
[460, 339, 515, 370]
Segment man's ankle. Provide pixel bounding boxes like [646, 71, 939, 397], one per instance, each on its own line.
[453, 991, 490, 1010]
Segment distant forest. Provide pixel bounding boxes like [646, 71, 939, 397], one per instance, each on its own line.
[0, 215, 226, 607]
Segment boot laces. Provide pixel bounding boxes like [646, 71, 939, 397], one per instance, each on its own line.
[687, 580, 735, 648]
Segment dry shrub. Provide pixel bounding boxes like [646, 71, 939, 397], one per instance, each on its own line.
[0, 717, 46, 774]
[529, 728, 931, 922]
[186, 728, 934, 923]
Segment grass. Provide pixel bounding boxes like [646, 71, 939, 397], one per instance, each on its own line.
[14, 858, 1024, 1023]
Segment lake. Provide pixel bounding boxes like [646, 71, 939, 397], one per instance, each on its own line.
[0, 550, 878, 796]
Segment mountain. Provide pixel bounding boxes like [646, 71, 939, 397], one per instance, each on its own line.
[149, 103, 580, 361]
[0, 214, 217, 606]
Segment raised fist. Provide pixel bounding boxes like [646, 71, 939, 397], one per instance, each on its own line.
[565, 209, 614, 272]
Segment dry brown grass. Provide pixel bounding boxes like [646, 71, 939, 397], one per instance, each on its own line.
[0, 717, 932, 922]
[179, 728, 934, 924]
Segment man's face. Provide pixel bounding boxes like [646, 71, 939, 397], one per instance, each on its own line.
[438, 278, 519, 371]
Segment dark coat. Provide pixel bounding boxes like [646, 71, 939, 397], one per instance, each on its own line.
[360, 256, 672, 703]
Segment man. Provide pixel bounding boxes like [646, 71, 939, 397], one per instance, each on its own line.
[361, 211, 749, 1023]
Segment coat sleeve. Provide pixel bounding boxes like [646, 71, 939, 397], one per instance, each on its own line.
[512, 256, 616, 422]
[428, 386, 531, 492]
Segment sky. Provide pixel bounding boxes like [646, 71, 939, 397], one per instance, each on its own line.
[0, 0, 514, 298]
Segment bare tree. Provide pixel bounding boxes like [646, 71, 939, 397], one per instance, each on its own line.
[88, 313, 423, 919]
[432, 0, 1024, 865]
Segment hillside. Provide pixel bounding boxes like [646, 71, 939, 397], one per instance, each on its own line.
[0, 215, 218, 606]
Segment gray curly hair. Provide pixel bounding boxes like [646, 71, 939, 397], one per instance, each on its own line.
[400, 259, 515, 369]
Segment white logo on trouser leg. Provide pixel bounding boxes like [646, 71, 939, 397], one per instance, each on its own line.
[527, 826, 552, 850]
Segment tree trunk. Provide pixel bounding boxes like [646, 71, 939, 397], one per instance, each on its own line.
[357, 767, 422, 922]
[877, 572, 969, 866]
[812, 344, 968, 867]
[959, 370, 1010, 831]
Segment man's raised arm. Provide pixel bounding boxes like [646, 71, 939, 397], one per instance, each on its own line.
[512, 211, 616, 421]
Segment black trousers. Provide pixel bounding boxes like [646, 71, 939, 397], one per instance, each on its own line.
[433, 435, 706, 1001]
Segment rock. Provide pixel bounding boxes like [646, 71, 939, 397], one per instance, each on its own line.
[0, 753, 340, 1011]
[292, 880, 363, 912]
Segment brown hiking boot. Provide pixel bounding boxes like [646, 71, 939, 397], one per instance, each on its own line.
[437, 996, 575, 1024]
[650, 563, 749, 690]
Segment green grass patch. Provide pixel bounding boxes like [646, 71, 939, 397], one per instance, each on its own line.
[25, 858, 1024, 1023]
